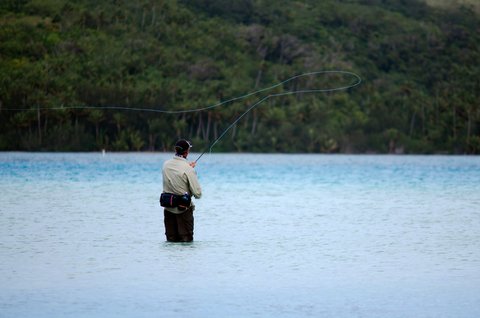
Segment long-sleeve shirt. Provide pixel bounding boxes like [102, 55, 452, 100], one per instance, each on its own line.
[162, 156, 202, 214]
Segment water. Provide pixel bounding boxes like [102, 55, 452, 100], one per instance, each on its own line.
[1, 152, 479, 318]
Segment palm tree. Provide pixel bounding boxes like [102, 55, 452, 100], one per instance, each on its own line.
[87, 109, 104, 144]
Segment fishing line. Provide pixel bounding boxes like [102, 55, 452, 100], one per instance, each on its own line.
[4, 71, 360, 114]
[4, 70, 361, 159]
[194, 70, 361, 162]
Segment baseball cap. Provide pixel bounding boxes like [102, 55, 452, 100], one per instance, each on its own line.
[175, 139, 192, 153]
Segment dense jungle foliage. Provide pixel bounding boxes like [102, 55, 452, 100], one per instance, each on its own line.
[1, 0, 479, 153]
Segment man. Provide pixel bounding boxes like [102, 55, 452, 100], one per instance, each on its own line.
[162, 139, 202, 242]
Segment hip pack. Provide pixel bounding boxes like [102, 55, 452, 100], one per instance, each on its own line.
[160, 192, 191, 211]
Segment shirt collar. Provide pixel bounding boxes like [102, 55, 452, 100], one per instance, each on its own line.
[173, 155, 187, 161]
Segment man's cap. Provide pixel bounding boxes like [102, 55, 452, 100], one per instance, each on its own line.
[175, 139, 192, 153]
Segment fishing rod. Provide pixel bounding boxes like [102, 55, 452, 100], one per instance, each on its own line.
[194, 70, 362, 163]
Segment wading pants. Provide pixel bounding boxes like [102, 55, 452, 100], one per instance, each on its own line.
[164, 206, 194, 242]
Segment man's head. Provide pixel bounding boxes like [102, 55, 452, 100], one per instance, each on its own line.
[175, 139, 192, 157]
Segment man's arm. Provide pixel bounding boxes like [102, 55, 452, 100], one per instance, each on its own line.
[187, 168, 202, 199]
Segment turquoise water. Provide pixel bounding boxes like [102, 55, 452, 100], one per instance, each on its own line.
[1, 152, 479, 317]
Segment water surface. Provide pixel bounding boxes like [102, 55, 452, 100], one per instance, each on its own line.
[1, 153, 479, 317]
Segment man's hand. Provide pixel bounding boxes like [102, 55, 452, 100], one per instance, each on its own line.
[189, 161, 196, 168]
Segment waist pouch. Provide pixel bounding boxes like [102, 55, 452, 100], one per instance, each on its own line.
[160, 192, 191, 211]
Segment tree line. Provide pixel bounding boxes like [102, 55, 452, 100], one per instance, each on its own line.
[0, 0, 479, 153]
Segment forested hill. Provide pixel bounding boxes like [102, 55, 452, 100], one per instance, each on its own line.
[1, 0, 479, 154]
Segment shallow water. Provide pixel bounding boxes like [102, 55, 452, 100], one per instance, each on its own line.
[1, 152, 479, 317]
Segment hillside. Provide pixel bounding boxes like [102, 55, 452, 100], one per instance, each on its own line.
[0, 0, 479, 153]
[425, 0, 480, 12]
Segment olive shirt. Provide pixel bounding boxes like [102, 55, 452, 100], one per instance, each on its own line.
[162, 155, 202, 214]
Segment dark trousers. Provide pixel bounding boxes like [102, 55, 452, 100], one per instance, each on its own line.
[164, 207, 194, 242]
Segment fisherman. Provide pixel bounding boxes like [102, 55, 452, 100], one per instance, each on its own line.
[161, 139, 202, 242]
